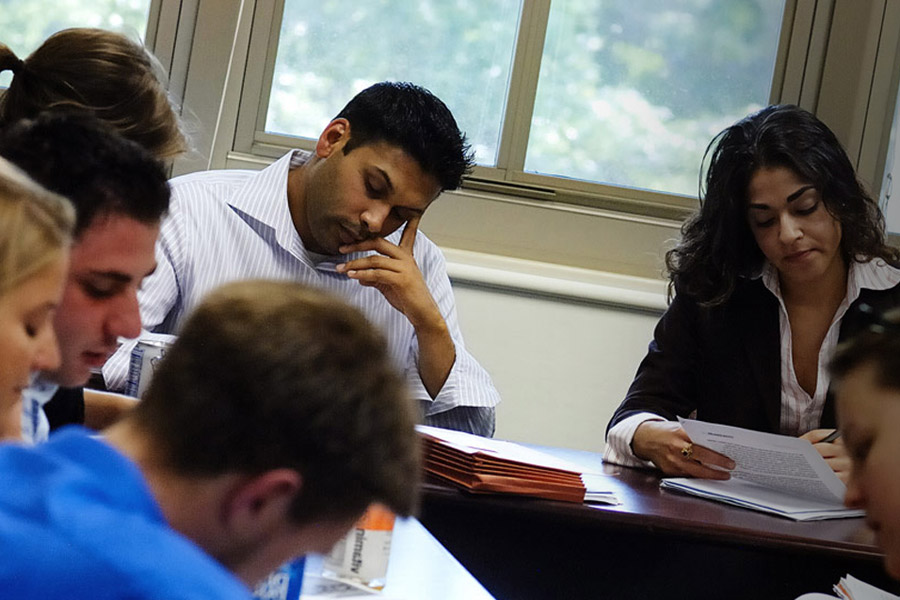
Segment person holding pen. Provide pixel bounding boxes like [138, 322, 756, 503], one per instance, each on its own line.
[604, 104, 900, 482]
[819, 429, 841, 444]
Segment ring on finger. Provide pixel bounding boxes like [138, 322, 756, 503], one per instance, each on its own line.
[681, 443, 694, 460]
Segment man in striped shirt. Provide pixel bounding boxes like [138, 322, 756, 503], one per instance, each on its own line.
[104, 82, 500, 436]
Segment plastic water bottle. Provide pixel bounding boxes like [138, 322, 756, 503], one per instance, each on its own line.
[322, 506, 394, 590]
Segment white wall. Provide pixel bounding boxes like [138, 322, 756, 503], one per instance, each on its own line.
[443, 250, 665, 453]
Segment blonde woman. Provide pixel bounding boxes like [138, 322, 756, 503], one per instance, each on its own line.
[0, 158, 74, 440]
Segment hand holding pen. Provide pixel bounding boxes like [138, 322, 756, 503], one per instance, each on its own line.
[801, 429, 849, 483]
[819, 429, 841, 444]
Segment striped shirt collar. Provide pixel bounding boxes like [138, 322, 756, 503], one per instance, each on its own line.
[226, 150, 381, 272]
[760, 258, 900, 301]
[226, 150, 309, 257]
[758, 258, 900, 435]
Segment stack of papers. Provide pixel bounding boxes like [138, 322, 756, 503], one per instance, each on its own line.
[419, 425, 618, 504]
[660, 419, 864, 521]
[581, 472, 620, 505]
[795, 574, 900, 599]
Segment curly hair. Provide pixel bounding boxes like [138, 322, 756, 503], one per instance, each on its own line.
[666, 104, 898, 306]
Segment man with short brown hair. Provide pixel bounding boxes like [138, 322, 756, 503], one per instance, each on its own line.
[0, 280, 420, 598]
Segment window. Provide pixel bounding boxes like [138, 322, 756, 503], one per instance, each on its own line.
[177, 0, 900, 277]
[0, 0, 153, 87]
[264, 0, 521, 169]
[526, 1, 784, 196]
[240, 0, 785, 204]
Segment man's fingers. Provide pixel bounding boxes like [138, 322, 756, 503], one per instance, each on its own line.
[338, 254, 402, 274]
[399, 215, 420, 252]
[343, 269, 395, 286]
[339, 237, 399, 257]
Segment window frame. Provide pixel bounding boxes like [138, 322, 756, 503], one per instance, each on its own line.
[226, 0, 804, 220]
[169, 0, 900, 277]
[146, 0, 200, 115]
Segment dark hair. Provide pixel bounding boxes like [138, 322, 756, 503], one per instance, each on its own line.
[0, 111, 170, 236]
[336, 81, 475, 191]
[0, 28, 186, 159]
[830, 307, 900, 390]
[666, 104, 899, 306]
[132, 280, 421, 524]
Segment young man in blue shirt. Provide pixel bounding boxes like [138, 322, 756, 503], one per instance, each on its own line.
[0, 280, 420, 598]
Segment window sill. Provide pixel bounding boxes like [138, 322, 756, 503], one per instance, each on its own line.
[443, 247, 668, 313]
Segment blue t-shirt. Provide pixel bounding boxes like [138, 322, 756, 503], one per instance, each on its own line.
[0, 427, 251, 599]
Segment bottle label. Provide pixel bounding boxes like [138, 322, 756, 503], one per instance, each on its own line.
[323, 507, 394, 589]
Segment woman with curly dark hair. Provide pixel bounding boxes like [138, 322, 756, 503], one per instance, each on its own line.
[604, 104, 900, 482]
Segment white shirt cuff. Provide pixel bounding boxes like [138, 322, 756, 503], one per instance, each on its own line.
[603, 412, 667, 468]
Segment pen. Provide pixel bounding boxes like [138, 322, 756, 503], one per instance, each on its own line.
[820, 429, 841, 444]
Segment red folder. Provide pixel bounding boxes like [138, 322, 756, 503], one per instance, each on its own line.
[418, 425, 586, 503]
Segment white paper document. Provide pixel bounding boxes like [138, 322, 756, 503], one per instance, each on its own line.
[795, 574, 900, 600]
[659, 418, 864, 521]
[581, 473, 620, 505]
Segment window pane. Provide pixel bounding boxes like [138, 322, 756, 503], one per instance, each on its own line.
[266, 0, 522, 166]
[526, 0, 786, 196]
[0, 0, 152, 87]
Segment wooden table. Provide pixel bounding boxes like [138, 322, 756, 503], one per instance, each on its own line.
[301, 517, 495, 599]
[419, 445, 900, 600]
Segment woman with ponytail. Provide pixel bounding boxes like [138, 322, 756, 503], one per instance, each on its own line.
[0, 27, 186, 160]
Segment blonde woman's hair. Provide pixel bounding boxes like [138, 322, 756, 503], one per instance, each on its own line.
[0, 157, 74, 296]
[0, 27, 186, 160]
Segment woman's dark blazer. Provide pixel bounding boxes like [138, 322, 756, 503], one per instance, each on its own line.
[606, 277, 900, 435]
